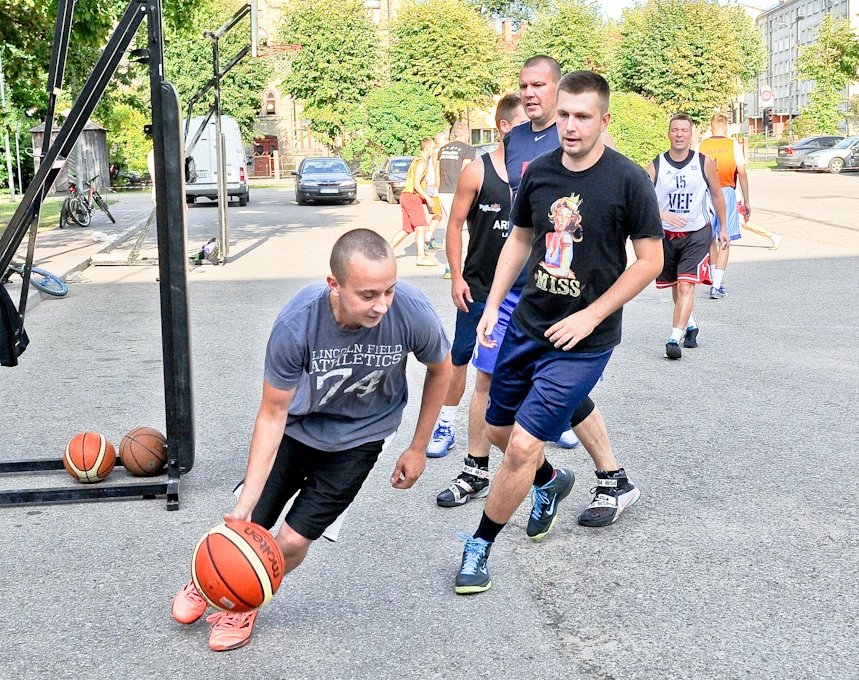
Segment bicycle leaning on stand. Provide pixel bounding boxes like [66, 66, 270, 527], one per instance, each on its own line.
[1, 261, 69, 297]
[61, 173, 116, 227]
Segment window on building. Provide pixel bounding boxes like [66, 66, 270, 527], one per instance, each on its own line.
[264, 91, 276, 116]
[471, 129, 497, 145]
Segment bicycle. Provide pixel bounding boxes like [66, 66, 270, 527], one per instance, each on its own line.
[1, 261, 69, 297]
[61, 173, 116, 227]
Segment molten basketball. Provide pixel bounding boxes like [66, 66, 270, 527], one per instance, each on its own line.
[63, 432, 116, 483]
[191, 520, 284, 613]
[119, 427, 167, 476]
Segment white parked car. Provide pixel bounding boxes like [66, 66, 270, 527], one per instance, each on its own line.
[801, 136, 859, 174]
[184, 115, 250, 205]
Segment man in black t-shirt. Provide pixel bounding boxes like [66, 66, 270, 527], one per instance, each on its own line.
[437, 122, 475, 220]
[455, 71, 664, 595]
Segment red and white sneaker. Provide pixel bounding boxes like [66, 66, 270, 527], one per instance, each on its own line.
[171, 580, 208, 624]
[206, 610, 259, 652]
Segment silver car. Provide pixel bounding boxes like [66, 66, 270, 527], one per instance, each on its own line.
[801, 136, 859, 174]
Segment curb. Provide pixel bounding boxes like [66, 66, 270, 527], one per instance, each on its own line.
[15, 213, 153, 316]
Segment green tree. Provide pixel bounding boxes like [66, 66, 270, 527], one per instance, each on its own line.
[515, 0, 604, 72]
[390, 0, 502, 122]
[615, 0, 765, 125]
[277, 0, 379, 145]
[609, 91, 670, 167]
[342, 82, 447, 175]
[468, 0, 547, 27]
[796, 15, 859, 134]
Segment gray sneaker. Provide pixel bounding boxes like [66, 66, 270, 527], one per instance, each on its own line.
[527, 468, 575, 541]
[710, 285, 727, 299]
[454, 533, 492, 595]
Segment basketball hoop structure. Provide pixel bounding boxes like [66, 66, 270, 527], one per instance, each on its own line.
[256, 44, 301, 58]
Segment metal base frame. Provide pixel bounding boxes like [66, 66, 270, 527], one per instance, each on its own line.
[0, 458, 180, 510]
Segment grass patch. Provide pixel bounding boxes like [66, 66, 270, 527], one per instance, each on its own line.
[746, 160, 777, 170]
[0, 197, 66, 231]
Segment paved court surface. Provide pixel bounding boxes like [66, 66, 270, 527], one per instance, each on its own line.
[1, 170, 856, 679]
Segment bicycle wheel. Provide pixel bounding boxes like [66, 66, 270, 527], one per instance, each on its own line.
[70, 198, 91, 227]
[94, 194, 116, 223]
[28, 266, 68, 297]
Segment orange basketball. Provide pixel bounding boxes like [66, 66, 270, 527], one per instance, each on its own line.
[63, 432, 116, 483]
[119, 427, 167, 476]
[191, 520, 284, 613]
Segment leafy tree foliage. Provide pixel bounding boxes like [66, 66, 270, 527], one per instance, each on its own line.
[468, 0, 547, 27]
[796, 15, 859, 134]
[342, 81, 447, 175]
[615, 0, 765, 125]
[390, 0, 502, 122]
[515, 0, 605, 72]
[277, 0, 379, 144]
[608, 91, 670, 167]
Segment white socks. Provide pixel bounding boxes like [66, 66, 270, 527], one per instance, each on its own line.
[711, 268, 725, 289]
[686, 314, 697, 330]
[438, 404, 458, 425]
[670, 327, 684, 342]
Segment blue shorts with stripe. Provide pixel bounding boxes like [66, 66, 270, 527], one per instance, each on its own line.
[485, 317, 612, 443]
[709, 186, 741, 241]
[471, 289, 520, 374]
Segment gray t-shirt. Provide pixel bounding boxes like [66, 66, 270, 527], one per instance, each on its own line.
[264, 281, 450, 451]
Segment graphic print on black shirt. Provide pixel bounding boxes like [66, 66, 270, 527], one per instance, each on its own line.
[510, 147, 663, 352]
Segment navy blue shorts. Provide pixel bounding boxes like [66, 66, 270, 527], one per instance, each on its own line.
[472, 289, 520, 374]
[485, 318, 612, 442]
[451, 300, 486, 366]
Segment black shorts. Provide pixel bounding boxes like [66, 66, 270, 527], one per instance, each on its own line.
[656, 227, 712, 288]
[250, 435, 383, 541]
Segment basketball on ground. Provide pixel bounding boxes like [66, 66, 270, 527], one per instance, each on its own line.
[191, 520, 284, 612]
[119, 427, 167, 476]
[63, 432, 116, 483]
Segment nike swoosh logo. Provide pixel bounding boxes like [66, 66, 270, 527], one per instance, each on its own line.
[546, 496, 556, 515]
[535, 134, 546, 141]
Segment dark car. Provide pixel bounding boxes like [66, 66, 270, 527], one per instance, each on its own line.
[776, 135, 844, 169]
[372, 156, 414, 203]
[292, 157, 357, 205]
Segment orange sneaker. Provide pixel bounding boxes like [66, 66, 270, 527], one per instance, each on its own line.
[171, 580, 208, 624]
[206, 610, 258, 652]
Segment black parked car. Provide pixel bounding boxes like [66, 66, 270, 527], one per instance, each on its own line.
[372, 156, 414, 203]
[776, 135, 844, 169]
[292, 157, 357, 205]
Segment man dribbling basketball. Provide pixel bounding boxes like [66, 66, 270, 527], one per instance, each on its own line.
[171, 229, 451, 651]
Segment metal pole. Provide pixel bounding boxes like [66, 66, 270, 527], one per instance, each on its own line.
[0, 51, 16, 199]
[211, 35, 229, 263]
[14, 125, 22, 192]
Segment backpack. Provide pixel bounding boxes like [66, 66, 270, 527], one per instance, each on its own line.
[1, 284, 29, 367]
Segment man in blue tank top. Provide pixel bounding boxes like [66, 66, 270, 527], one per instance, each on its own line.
[431, 94, 526, 506]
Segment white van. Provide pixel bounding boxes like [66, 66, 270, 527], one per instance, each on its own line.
[184, 115, 249, 206]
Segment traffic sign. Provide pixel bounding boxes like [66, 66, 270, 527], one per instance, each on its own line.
[759, 85, 773, 109]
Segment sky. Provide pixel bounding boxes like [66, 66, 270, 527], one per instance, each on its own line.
[599, 0, 638, 20]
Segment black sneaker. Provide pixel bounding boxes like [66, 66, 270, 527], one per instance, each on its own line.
[578, 469, 641, 527]
[437, 456, 490, 507]
[665, 339, 682, 359]
[527, 468, 574, 541]
[454, 533, 492, 595]
[683, 326, 699, 349]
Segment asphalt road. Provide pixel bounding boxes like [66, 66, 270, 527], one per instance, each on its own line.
[1, 170, 856, 679]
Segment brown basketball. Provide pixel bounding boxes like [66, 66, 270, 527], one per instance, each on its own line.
[119, 427, 167, 476]
[63, 432, 116, 483]
[192, 520, 284, 612]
